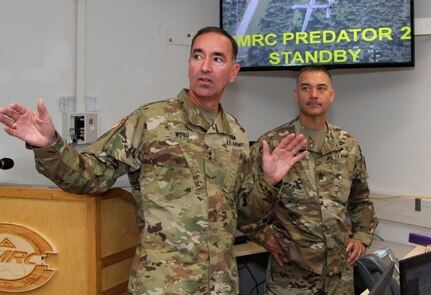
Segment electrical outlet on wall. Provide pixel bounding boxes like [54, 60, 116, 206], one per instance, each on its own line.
[62, 112, 98, 145]
[415, 198, 421, 212]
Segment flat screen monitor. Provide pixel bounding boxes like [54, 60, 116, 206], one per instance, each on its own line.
[220, 0, 415, 71]
[400, 251, 431, 295]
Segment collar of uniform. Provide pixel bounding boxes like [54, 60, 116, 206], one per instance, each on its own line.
[179, 88, 211, 130]
[209, 104, 236, 136]
[179, 88, 234, 137]
[293, 118, 341, 154]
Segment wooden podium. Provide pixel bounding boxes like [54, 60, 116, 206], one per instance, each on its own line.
[0, 186, 140, 295]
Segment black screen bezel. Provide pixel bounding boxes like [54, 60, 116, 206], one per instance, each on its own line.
[219, 0, 415, 71]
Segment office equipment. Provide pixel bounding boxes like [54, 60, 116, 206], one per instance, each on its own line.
[370, 261, 395, 295]
[373, 248, 400, 283]
[399, 250, 431, 295]
[355, 250, 400, 295]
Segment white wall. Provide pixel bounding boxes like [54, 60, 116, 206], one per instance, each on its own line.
[0, 0, 216, 185]
[1, 1, 431, 243]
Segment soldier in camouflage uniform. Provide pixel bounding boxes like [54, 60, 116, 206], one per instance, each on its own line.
[240, 66, 378, 295]
[0, 27, 308, 294]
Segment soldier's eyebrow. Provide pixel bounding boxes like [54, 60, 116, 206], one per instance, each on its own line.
[192, 48, 203, 55]
[300, 82, 329, 88]
[213, 51, 227, 59]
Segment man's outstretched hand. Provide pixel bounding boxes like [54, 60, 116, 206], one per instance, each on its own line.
[0, 99, 57, 148]
[261, 133, 308, 185]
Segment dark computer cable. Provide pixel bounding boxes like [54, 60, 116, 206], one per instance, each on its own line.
[237, 256, 265, 295]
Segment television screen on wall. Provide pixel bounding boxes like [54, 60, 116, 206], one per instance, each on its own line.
[220, 0, 415, 71]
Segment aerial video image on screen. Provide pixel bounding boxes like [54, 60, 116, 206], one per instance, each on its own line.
[221, 0, 414, 70]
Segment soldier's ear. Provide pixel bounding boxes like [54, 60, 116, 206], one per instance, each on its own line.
[330, 89, 335, 103]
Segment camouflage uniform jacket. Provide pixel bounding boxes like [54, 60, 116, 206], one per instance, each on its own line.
[32, 89, 275, 294]
[240, 118, 378, 275]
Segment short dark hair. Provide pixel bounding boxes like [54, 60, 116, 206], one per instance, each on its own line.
[296, 65, 332, 85]
[191, 26, 238, 61]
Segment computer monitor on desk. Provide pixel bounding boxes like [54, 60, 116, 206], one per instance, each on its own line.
[399, 251, 431, 295]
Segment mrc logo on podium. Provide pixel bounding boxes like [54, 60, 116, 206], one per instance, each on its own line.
[0, 223, 57, 292]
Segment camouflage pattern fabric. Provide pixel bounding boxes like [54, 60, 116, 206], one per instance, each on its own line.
[33, 89, 275, 294]
[239, 117, 378, 293]
[265, 257, 354, 295]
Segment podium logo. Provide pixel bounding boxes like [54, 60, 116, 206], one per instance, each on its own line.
[0, 223, 57, 292]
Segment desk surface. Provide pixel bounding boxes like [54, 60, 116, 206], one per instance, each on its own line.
[402, 245, 427, 259]
[233, 240, 266, 257]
